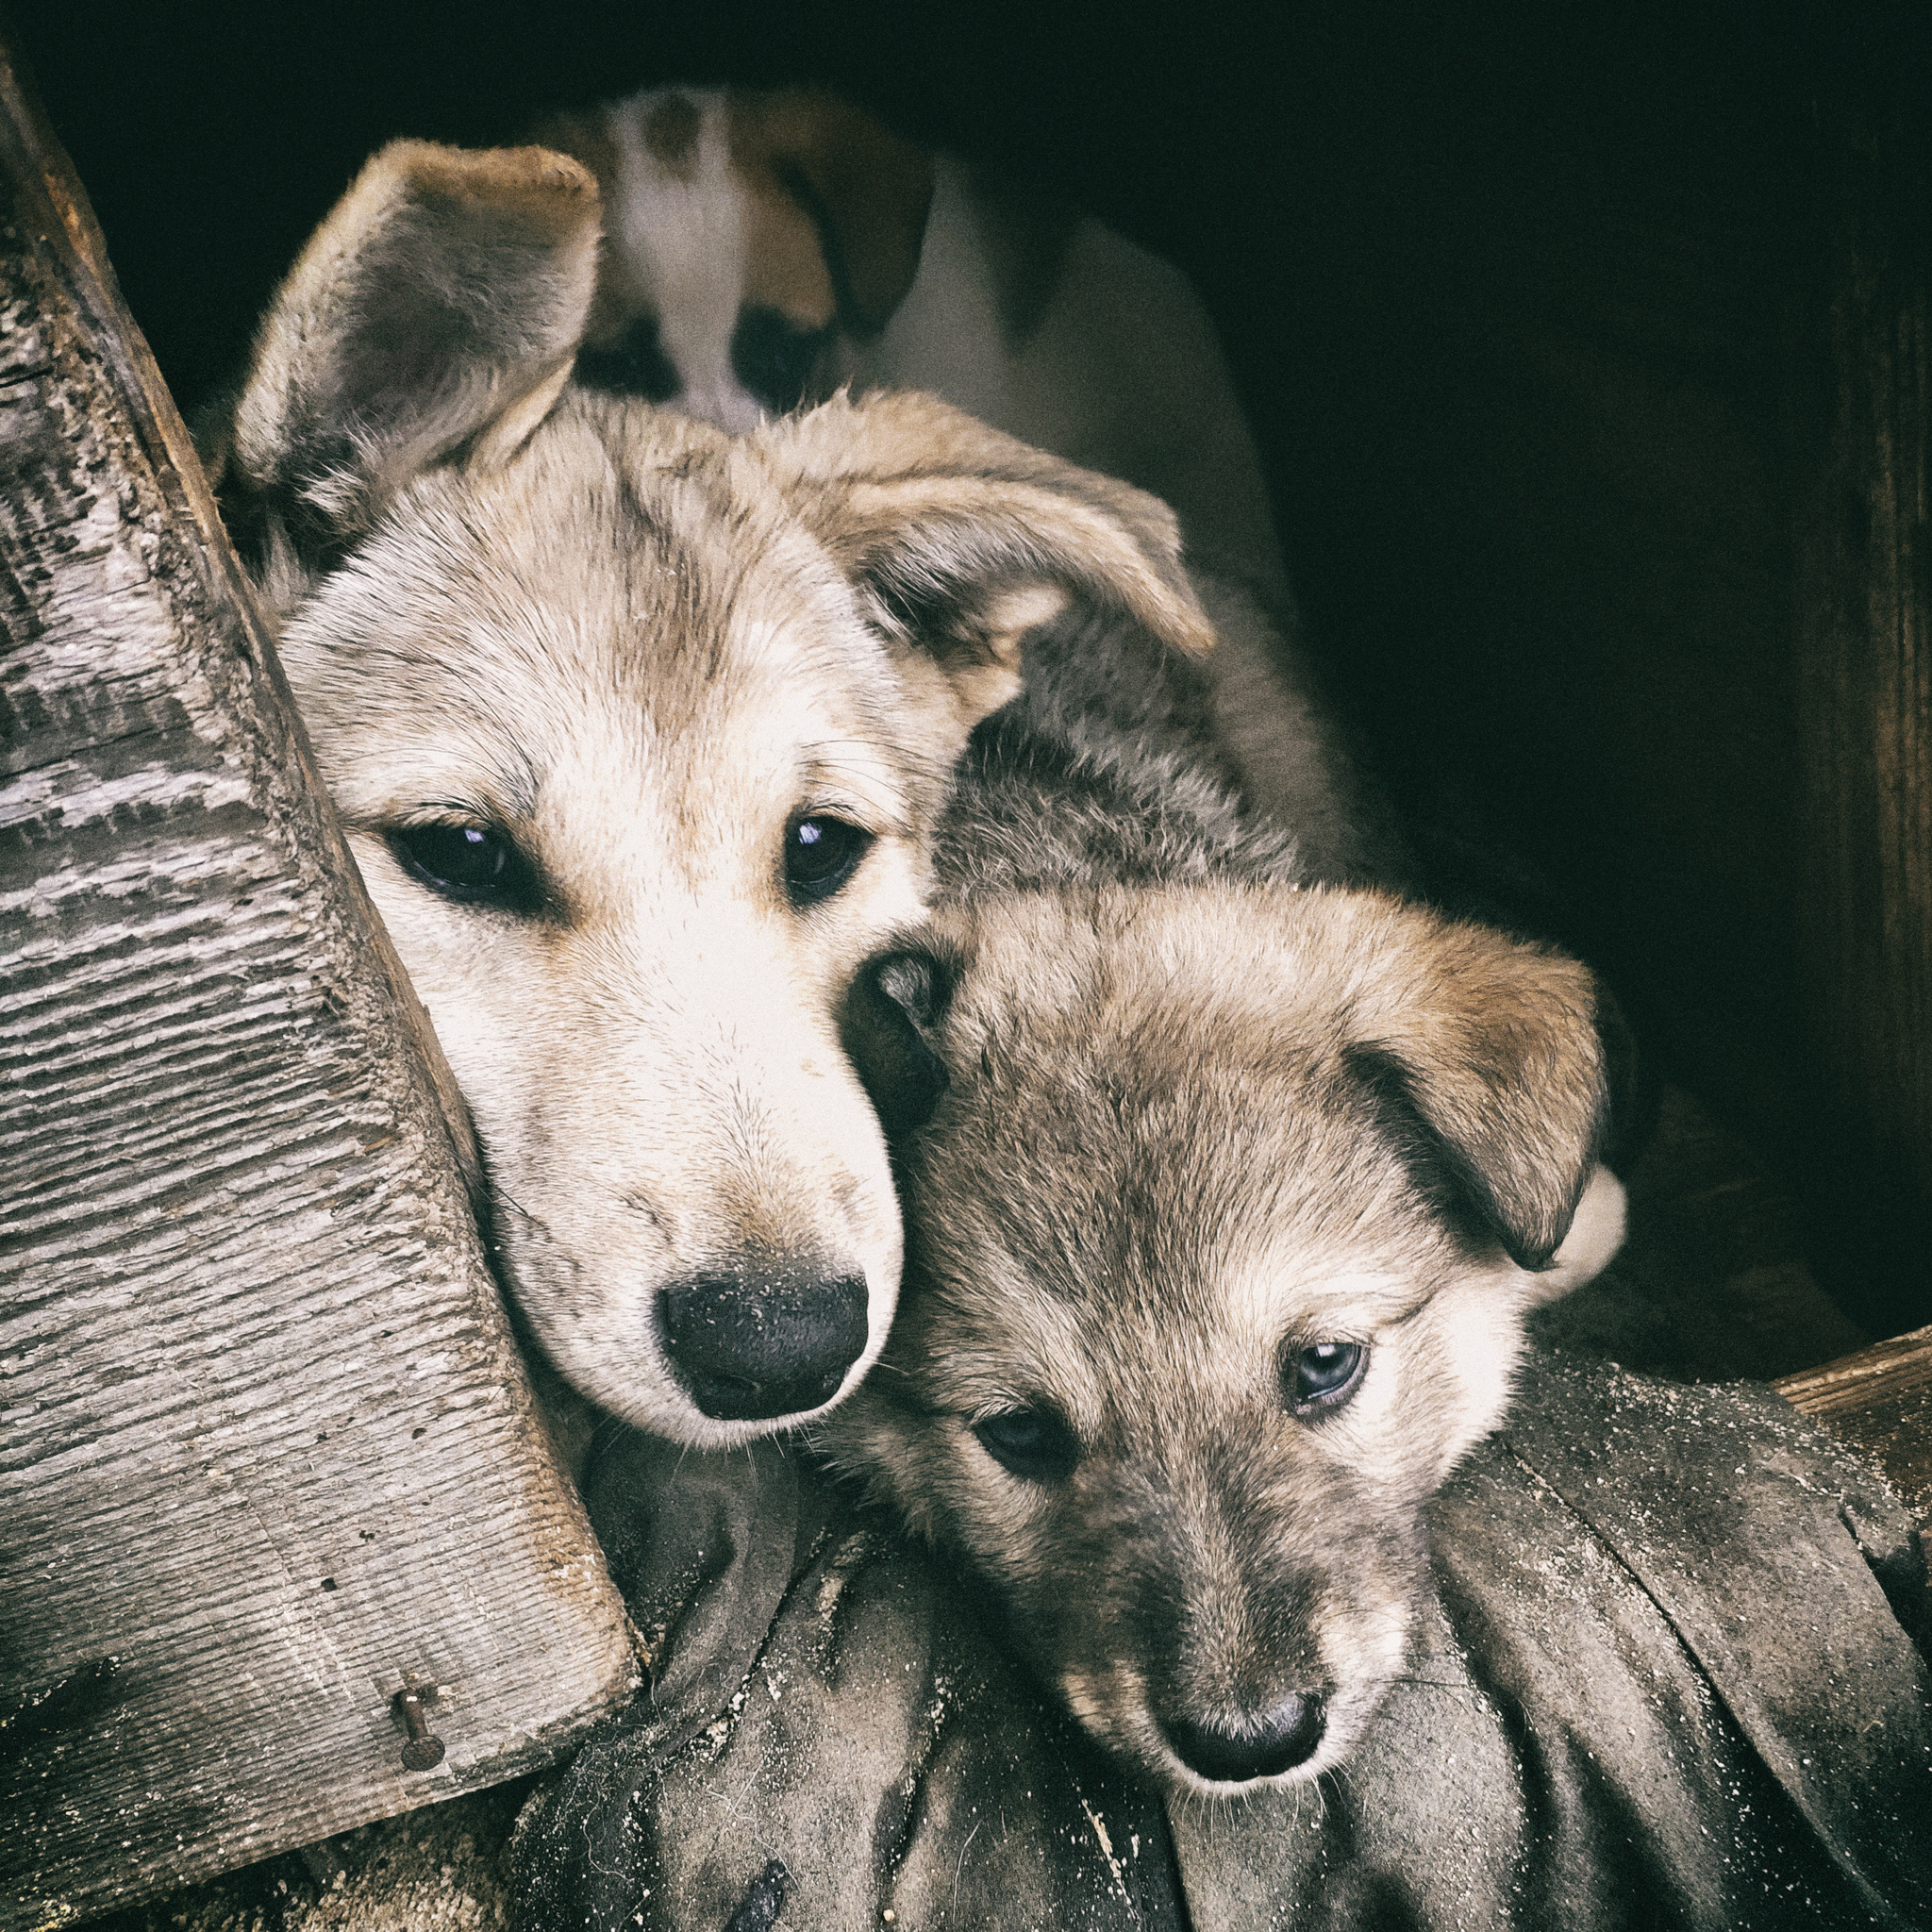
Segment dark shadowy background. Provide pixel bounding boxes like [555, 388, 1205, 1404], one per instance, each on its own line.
[15, 0, 1929, 1337]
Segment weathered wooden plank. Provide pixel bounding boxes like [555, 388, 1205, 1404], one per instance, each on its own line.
[0, 41, 637, 1927]
[1776, 1327, 1932, 1529]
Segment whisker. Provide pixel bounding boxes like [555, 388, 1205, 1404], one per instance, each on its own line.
[495, 1187, 532, 1218]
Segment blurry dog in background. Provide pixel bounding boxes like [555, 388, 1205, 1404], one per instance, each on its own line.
[532, 86, 1334, 840]
[531, 85, 1282, 588]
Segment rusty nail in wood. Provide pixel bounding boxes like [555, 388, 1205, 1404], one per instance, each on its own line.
[392, 1688, 445, 1772]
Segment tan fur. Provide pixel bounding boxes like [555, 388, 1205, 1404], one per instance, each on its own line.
[739, 167, 837, 332]
[211, 142, 1213, 1449]
[820, 884, 1624, 1796]
[539, 86, 1387, 870]
[727, 91, 932, 334]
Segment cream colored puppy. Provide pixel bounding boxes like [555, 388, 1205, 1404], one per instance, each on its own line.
[204, 141, 1214, 1449]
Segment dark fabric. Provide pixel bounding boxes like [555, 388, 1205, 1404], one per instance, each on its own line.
[517, 1424, 1183, 1928]
[514, 1356, 1932, 1931]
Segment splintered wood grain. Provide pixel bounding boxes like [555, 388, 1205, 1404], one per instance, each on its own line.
[0, 45, 635, 1928]
[1777, 1328, 1932, 1529]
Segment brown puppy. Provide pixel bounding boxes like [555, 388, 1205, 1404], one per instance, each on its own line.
[821, 883, 1625, 1797]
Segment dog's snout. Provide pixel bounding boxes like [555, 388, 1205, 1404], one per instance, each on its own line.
[658, 1265, 869, 1422]
[1165, 1693, 1326, 1785]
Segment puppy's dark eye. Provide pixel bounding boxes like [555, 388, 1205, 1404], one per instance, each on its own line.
[784, 814, 874, 907]
[730, 304, 832, 414]
[390, 823, 539, 911]
[1285, 1341, 1367, 1415]
[973, 1407, 1080, 1484]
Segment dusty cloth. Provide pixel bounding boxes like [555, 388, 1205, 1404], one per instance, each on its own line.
[513, 1354, 1932, 1931]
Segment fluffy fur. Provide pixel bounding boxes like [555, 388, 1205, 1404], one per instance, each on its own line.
[532, 88, 1279, 580]
[207, 132, 1617, 1586]
[204, 141, 1220, 1449]
[820, 884, 1625, 1798]
[533, 85, 1352, 857]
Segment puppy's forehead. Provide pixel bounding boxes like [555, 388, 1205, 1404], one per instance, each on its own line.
[924, 1057, 1432, 1302]
[287, 403, 915, 804]
[386, 407, 867, 685]
[909, 895, 1472, 1341]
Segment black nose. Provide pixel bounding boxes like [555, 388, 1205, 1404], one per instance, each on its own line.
[658, 1264, 869, 1422]
[1165, 1694, 1326, 1784]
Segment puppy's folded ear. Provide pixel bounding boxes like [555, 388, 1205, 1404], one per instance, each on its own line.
[759, 391, 1216, 729]
[841, 950, 957, 1141]
[222, 141, 600, 563]
[1339, 907, 1610, 1274]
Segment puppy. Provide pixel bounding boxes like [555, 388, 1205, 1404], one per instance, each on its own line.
[533, 86, 1341, 848]
[820, 883, 1626, 1797]
[531, 86, 1283, 590]
[200, 140, 1219, 1448]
